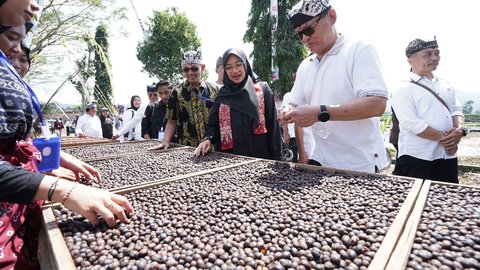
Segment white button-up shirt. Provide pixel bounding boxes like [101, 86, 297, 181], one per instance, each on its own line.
[290, 34, 388, 173]
[391, 72, 463, 161]
[75, 114, 102, 138]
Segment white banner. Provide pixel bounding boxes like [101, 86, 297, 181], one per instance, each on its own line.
[270, 0, 279, 82]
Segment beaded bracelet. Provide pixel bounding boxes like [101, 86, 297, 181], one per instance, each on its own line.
[48, 177, 60, 201]
[61, 182, 78, 205]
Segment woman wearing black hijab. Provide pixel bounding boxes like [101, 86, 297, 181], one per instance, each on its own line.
[122, 95, 144, 141]
[195, 48, 281, 160]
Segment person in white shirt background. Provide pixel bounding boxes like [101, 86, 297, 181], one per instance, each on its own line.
[75, 103, 103, 138]
[390, 37, 466, 183]
[113, 95, 145, 141]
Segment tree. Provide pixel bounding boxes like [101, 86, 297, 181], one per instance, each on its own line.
[70, 54, 95, 111]
[26, 0, 126, 104]
[462, 100, 474, 114]
[92, 24, 115, 112]
[244, 0, 307, 97]
[31, 0, 126, 57]
[137, 7, 201, 82]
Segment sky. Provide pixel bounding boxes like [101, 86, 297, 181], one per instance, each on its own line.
[45, 0, 480, 107]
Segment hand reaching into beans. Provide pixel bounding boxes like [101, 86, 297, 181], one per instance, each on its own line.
[35, 176, 134, 228]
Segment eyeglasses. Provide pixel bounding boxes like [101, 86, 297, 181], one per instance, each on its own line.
[224, 62, 244, 73]
[182, 66, 200, 73]
[294, 16, 322, 40]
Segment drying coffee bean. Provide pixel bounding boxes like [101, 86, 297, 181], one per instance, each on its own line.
[62, 140, 168, 160]
[55, 160, 413, 269]
[407, 184, 480, 268]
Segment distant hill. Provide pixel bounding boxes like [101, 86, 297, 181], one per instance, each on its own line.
[457, 90, 480, 112]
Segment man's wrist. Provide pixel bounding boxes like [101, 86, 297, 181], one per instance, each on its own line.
[201, 136, 213, 143]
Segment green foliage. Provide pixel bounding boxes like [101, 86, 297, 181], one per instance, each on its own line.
[40, 102, 59, 116]
[137, 7, 201, 82]
[462, 100, 474, 114]
[465, 114, 480, 122]
[92, 24, 115, 112]
[380, 114, 392, 134]
[244, 0, 307, 97]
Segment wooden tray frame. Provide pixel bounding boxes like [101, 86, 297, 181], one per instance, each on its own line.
[386, 180, 480, 269]
[39, 206, 77, 269]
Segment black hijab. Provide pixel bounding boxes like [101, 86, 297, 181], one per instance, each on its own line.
[0, 25, 9, 35]
[216, 49, 260, 125]
[0, 1, 8, 34]
[128, 95, 140, 111]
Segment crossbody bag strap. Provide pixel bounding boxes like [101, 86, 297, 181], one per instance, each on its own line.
[409, 80, 450, 111]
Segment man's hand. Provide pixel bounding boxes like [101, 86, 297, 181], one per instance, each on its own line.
[112, 134, 120, 141]
[283, 105, 320, 128]
[277, 105, 292, 125]
[148, 142, 169, 151]
[194, 140, 211, 156]
[439, 127, 463, 155]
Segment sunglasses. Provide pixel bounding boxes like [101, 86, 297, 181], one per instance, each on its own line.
[294, 16, 322, 40]
[182, 66, 200, 73]
[148, 92, 159, 97]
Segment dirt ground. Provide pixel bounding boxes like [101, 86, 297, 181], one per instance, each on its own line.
[452, 132, 479, 186]
[382, 132, 480, 187]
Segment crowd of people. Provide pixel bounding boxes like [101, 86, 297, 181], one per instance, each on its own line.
[0, 0, 469, 268]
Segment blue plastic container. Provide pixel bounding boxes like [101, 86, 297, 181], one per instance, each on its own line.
[33, 137, 61, 172]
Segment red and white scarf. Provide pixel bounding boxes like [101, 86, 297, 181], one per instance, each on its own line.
[219, 83, 266, 150]
[0, 140, 43, 270]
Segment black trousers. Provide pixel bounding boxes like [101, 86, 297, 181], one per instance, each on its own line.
[289, 138, 298, 163]
[394, 155, 459, 184]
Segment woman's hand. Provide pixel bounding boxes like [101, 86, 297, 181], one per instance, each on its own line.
[47, 167, 77, 182]
[62, 183, 134, 228]
[194, 140, 211, 156]
[37, 176, 134, 228]
[60, 151, 102, 183]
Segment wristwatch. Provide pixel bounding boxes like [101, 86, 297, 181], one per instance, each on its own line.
[460, 127, 469, 137]
[317, 105, 330, 122]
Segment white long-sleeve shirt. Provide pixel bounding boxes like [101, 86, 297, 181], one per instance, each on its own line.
[391, 72, 463, 161]
[75, 114, 102, 138]
[117, 105, 146, 141]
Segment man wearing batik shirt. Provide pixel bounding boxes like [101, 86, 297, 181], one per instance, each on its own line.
[151, 49, 218, 149]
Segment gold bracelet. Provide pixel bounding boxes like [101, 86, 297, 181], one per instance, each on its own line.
[61, 182, 78, 205]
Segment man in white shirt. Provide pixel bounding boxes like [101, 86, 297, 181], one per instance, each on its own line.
[391, 38, 466, 183]
[279, 0, 388, 173]
[75, 103, 103, 138]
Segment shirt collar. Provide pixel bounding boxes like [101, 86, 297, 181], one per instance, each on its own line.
[183, 80, 207, 90]
[313, 33, 345, 64]
[409, 72, 439, 83]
